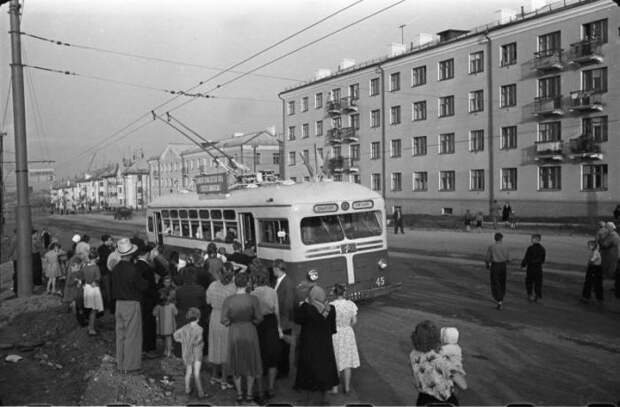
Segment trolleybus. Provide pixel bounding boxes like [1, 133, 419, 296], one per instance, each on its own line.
[145, 179, 399, 300]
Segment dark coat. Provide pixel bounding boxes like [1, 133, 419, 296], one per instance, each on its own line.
[520, 243, 546, 272]
[276, 274, 296, 331]
[294, 303, 339, 392]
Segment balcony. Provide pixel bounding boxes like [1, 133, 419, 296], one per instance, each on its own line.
[568, 40, 604, 65]
[326, 97, 358, 117]
[533, 49, 563, 72]
[568, 135, 603, 160]
[326, 99, 342, 117]
[326, 127, 358, 145]
[327, 156, 359, 173]
[535, 140, 564, 161]
[569, 91, 603, 112]
[533, 96, 564, 116]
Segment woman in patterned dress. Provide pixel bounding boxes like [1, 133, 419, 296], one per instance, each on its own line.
[330, 283, 360, 394]
[206, 262, 236, 389]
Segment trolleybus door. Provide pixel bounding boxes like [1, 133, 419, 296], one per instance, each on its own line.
[155, 211, 163, 246]
[239, 212, 256, 249]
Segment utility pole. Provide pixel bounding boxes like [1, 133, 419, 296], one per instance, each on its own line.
[398, 24, 406, 44]
[0, 132, 5, 239]
[9, 0, 33, 296]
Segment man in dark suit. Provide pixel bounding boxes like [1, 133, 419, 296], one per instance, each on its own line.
[272, 259, 296, 378]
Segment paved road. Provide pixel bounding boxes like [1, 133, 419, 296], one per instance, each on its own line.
[33, 214, 620, 405]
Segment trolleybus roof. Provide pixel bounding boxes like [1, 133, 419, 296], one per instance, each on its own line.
[148, 181, 382, 209]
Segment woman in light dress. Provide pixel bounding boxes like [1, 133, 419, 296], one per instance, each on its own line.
[330, 283, 360, 394]
[205, 262, 236, 389]
[43, 242, 62, 294]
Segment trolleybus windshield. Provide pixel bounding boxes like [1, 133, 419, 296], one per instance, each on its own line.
[300, 210, 382, 245]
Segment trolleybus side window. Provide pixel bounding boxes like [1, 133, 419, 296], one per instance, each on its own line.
[170, 209, 179, 218]
[181, 220, 190, 237]
[258, 219, 290, 247]
[211, 209, 222, 219]
[199, 210, 210, 219]
[213, 221, 225, 241]
[179, 209, 188, 219]
[191, 221, 201, 238]
[147, 216, 154, 232]
[223, 209, 236, 220]
[201, 221, 212, 241]
[172, 219, 180, 236]
[163, 219, 171, 234]
[189, 209, 198, 219]
[225, 223, 238, 243]
[162, 210, 170, 218]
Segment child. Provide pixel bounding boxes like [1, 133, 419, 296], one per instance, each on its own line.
[174, 307, 207, 398]
[581, 240, 603, 303]
[80, 247, 103, 335]
[475, 211, 484, 232]
[63, 254, 84, 314]
[153, 286, 178, 357]
[43, 243, 61, 295]
[440, 327, 463, 370]
[520, 234, 546, 302]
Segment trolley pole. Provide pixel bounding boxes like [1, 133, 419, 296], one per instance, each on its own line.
[9, 0, 33, 296]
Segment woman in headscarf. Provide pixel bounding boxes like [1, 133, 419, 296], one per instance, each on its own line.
[294, 284, 339, 406]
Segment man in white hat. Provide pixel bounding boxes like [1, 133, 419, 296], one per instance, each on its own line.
[110, 237, 147, 373]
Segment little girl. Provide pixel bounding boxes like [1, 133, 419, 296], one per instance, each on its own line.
[81, 248, 103, 335]
[43, 243, 61, 295]
[174, 307, 207, 398]
[153, 285, 178, 357]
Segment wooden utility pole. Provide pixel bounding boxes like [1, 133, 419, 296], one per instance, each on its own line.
[0, 132, 5, 238]
[9, 0, 33, 296]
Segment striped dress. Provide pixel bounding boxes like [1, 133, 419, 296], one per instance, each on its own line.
[206, 280, 236, 364]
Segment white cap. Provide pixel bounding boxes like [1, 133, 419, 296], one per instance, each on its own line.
[72, 234, 81, 243]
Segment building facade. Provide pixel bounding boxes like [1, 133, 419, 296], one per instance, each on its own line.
[280, 0, 619, 217]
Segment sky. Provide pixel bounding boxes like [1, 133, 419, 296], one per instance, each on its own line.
[0, 0, 527, 178]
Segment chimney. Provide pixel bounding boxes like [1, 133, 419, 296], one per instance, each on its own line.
[412, 33, 434, 48]
[314, 69, 331, 80]
[338, 58, 356, 71]
[390, 42, 407, 57]
[496, 8, 517, 24]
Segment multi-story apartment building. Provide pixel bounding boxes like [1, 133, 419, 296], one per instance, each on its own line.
[148, 129, 281, 200]
[280, 0, 619, 217]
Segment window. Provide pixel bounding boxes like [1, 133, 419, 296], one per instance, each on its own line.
[469, 51, 484, 74]
[287, 100, 295, 115]
[333, 145, 342, 157]
[350, 144, 360, 161]
[370, 109, 381, 128]
[390, 106, 401, 125]
[390, 72, 401, 91]
[582, 164, 607, 190]
[582, 68, 607, 92]
[316, 147, 323, 159]
[272, 152, 280, 165]
[350, 114, 360, 130]
[538, 121, 561, 142]
[352, 174, 361, 184]
[439, 171, 455, 191]
[538, 31, 561, 56]
[370, 77, 380, 96]
[315, 120, 323, 137]
[371, 173, 381, 191]
[438, 59, 454, 80]
[500, 84, 517, 107]
[501, 168, 517, 191]
[287, 126, 296, 141]
[370, 142, 381, 159]
[349, 83, 360, 100]
[469, 90, 484, 112]
[331, 88, 341, 101]
[259, 219, 290, 247]
[315, 92, 323, 108]
[288, 151, 296, 166]
[583, 19, 607, 43]
[332, 116, 342, 129]
[301, 212, 382, 245]
[302, 123, 309, 139]
[501, 126, 517, 150]
[439, 96, 455, 117]
[333, 174, 342, 182]
[470, 169, 485, 191]
[500, 42, 517, 66]
[469, 130, 484, 152]
[539, 166, 561, 190]
[301, 149, 310, 164]
[301, 97, 308, 112]
[391, 139, 402, 158]
[439, 133, 455, 154]
[413, 172, 428, 191]
[411, 65, 427, 86]
[582, 116, 607, 142]
[413, 101, 427, 121]
[538, 76, 561, 98]
[254, 152, 261, 165]
[391, 172, 402, 191]
[413, 136, 427, 156]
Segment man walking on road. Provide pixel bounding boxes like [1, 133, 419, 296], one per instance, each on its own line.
[393, 206, 405, 234]
[520, 234, 546, 302]
[485, 233, 510, 310]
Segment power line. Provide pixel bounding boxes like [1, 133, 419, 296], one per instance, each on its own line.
[1, 77, 11, 130]
[23, 46, 52, 160]
[56, 1, 367, 167]
[167, 0, 408, 114]
[20, 31, 302, 83]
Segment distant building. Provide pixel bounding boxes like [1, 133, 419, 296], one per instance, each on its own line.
[279, 0, 620, 217]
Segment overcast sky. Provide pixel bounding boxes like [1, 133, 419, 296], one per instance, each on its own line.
[0, 0, 526, 178]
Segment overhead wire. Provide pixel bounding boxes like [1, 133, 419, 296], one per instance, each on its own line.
[1, 77, 11, 131]
[55, 0, 369, 166]
[22, 46, 52, 160]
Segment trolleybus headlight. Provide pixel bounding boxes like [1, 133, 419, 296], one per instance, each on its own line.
[378, 258, 388, 269]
